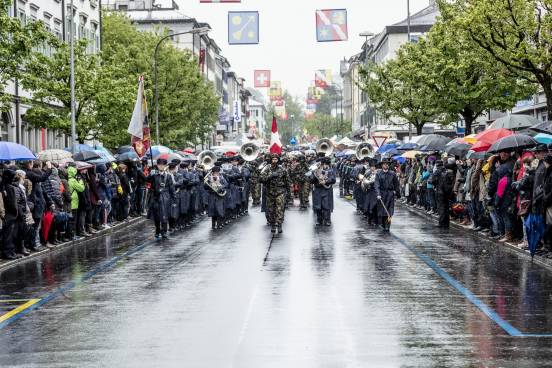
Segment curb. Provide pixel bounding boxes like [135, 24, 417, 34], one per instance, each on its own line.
[399, 202, 552, 272]
[0, 216, 147, 273]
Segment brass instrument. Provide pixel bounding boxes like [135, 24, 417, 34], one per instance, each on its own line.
[198, 150, 226, 197]
[356, 143, 374, 160]
[204, 170, 226, 197]
[316, 138, 334, 157]
[361, 171, 376, 191]
[197, 150, 217, 171]
[240, 143, 260, 162]
[306, 162, 332, 189]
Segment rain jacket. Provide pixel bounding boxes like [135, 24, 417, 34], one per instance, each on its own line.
[68, 166, 85, 210]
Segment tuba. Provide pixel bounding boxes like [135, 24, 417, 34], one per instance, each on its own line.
[197, 150, 217, 171]
[316, 138, 334, 157]
[204, 171, 226, 197]
[356, 143, 374, 160]
[240, 143, 259, 162]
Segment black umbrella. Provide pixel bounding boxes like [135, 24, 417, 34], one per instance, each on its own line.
[116, 151, 139, 162]
[444, 143, 471, 158]
[488, 134, 538, 153]
[466, 150, 488, 160]
[417, 134, 451, 152]
[73, 151, 101, 162]
[117, 145, 134, 155]
[530, 121, 552, 135]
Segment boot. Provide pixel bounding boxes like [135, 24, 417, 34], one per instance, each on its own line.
[212, 218, 217, 230]
[278, 225, 283, 234]
[499, 231, 513, 243]
[271, 225, 277, 234]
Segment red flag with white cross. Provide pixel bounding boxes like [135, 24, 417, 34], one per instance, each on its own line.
[254, 70, 271, 88]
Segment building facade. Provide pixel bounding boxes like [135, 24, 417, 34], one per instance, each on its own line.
[105, 0, 257, 147]
[341, 0, 440, 140]
[2, 0, 101, 151]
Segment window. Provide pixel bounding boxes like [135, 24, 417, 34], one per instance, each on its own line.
[54, 19, 62, 40]
[79, 15, 87, 40]
[17, 7, 26, 26]
[29, 4, 38, 22]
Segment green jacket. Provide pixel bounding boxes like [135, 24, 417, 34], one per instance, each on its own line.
[68, 166, 85, 210]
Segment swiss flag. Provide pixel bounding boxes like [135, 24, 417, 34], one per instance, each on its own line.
[254, 70, 271, 88]
[269, 116, 282, 155]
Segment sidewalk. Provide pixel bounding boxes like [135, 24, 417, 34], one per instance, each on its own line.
[0, 216, 147, 272]
[399, 201, 552, 272]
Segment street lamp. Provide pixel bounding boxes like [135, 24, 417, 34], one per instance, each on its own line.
[359, 32, 375, 143]
[153, 27, 210, 145]
[330, 83, 344, 137]
[69, 0, 76, 153]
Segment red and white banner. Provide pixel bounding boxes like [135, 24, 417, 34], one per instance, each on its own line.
[254, 70, 271, 88]
[269, 116, 282, 155]
[315, 69, 332, 88]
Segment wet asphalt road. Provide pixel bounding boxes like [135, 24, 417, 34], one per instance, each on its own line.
[2, 194, 552, 367]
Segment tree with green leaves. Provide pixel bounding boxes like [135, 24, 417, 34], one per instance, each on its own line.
[101, 12, 218, 148]
[0, 0, 49, 111]
[441, 0, 552, 115]
[303, 113, 351, 139]
[360, 43, 440, 136]
[410, 19, 534, 134]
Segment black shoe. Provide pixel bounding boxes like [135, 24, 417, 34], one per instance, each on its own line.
[278, 225, 283, 234]
[161, 234, 169, 240]
[20, 248, 31, 256]
[3, 254, 20, 260]
[271, 226, 277, 234]
[324, 221, 331, 227]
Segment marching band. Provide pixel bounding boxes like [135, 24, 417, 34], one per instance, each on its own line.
[146, 138, 400, 237]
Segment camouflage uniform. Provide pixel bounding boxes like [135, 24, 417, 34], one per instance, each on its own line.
[290, 159, 310, 208]
[260, 162, 290, 231]
[247, 159, 262, 205]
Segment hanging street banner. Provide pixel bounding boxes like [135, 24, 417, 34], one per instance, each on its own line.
[269, 81, 283, 101]
[228, 11, 259, 45]
[316, 9, 348, 42]
[308, 86, 324, 101]
[254, 70, 271, 88]
[306, 98, 319, 105]
[315, 69, 332, 88]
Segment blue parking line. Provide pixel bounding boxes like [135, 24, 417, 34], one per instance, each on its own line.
[0, 239, 153, 330]
[391, 233, 552, 337]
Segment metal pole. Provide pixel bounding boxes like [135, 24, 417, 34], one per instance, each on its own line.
[70, 0, 76, 153]
[407, 0, 412, 140]
[154, 42, 161, 145]
[153, 28, 209, 146]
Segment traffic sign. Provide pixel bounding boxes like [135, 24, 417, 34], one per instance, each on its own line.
[290, 137, 297, 145]
[372, 135, 387, 148]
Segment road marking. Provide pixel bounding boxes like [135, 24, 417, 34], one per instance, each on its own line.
[0, 299, 40, 323]
[391, 233, 552, 337]
[0, 299, 39, 303]
[0, 238, 153, 330]
[341, 197, 552, 337]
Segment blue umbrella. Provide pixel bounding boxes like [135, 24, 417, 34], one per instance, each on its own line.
[534, 133, 552, 145]
[392, 155, 406, 164]
[89, 150, 117, 164]
[376, 143, 399, 154]
[0, 142, 36, 160]
[524, 213, 546, 259]
[116, 151, 139, 162]
[64, 143, 94, 153]
[397, 142, 419, 151]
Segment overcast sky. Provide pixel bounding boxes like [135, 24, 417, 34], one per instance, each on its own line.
[174, 0, 431, 100]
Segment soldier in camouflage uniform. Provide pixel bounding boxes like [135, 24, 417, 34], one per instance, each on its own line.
[290, 154, 310, 209]
[246, 157, 262, 206]
[260, 153, 290, 234]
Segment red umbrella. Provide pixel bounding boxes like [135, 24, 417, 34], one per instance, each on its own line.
[471, 141, 492, 152]
[224, 151, 237, 158]
[181, 148, 194, 154]
[41, 211, 54, 242]
[475, 128, 513, 144]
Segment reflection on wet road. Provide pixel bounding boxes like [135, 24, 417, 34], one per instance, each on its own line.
[2, 194, 552, 367]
